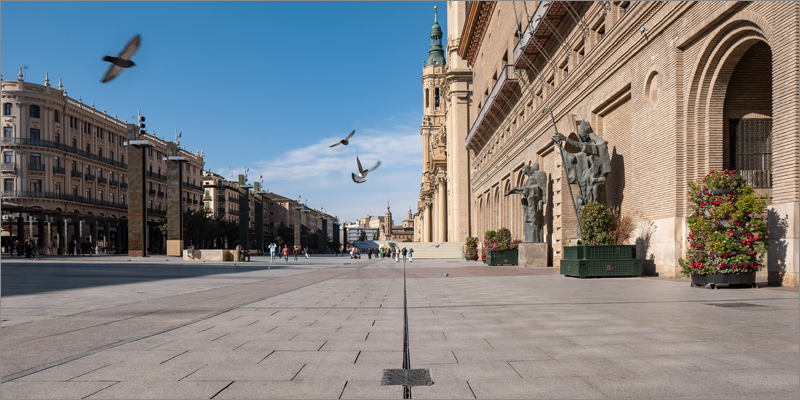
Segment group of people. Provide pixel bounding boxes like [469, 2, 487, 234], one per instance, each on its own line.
[67, 239, 94, 256]
[6, 239, 35, 258]
[266, 242, 311, 263]
[347, 246, 413, 262]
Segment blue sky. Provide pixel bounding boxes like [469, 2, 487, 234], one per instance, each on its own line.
[1, 1, 447, 224]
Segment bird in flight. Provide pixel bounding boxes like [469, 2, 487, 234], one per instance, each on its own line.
[101, 34, 141, 83]
[351, 152, 381, 184]
[330, 130, 355, 147]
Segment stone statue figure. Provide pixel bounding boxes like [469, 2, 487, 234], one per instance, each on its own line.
[552, 120, 611, 216]
[505, 162, 548, 243]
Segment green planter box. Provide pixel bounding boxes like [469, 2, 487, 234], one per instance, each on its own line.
[561, 245, 641, 278]
[486, 249, 518, 266]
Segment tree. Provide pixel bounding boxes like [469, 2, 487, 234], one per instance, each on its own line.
[358, 230, 367, 241]
[275, 225, 294, 248]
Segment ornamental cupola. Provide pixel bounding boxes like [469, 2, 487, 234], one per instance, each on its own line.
[426, 6, 445, 66]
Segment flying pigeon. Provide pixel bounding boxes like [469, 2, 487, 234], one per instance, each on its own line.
[101, 34, 141, 83]
[351, 152, 381, 184]
[330, 130, 355, 147]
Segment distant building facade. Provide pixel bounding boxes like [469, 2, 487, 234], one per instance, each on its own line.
[1, 70, 203, 254]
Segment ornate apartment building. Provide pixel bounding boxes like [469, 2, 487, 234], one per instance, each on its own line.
[1, 69, 204, 253]
[453, 1, 798, 285]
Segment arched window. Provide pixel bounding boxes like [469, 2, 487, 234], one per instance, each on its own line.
[3, 103, 12, 115]
[434, 88, 440, 109]
[29, 105, 40, 118]
[425, 89, 429, 109]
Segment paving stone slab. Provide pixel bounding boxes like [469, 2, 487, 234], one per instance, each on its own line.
[0, 381, 118, 399]
[84, 380, 231, 399]
[214, 380, 346, 399]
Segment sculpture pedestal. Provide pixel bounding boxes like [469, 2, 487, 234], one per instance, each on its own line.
[519, 243, 548, 268]
[167, 240, 184, 257]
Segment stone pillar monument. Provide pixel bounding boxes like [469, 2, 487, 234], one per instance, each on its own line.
[319, 215, 327, 252]
[254, 182, 265, 253]
[293, 201, 301, 250]
[332, 221, 340, 251]
[238, 175, 252, 250]
[165, 142, 185, 256]
[125, 123, 149, 257]
[300, 210, 308, 249]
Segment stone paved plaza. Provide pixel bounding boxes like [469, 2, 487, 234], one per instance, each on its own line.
[1, 255, 798, 399]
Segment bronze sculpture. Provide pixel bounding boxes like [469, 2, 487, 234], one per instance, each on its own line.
[505, 163, 548, 243]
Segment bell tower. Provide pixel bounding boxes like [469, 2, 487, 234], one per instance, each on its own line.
[419, 5, 447, 243]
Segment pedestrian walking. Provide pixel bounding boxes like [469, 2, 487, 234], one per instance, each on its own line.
[68, 239, 75, 256]
[368, 248, 372, 259]
[282, 245, 290, 263]
[14, 240, 21, 257]
[402, 247, 408, 262]
[25, 239, 33, 258]
[350, 247, 354, 259]
[304, 248, 309, 259]
[294, 247, 298, 261]
[269, 242, 277, 263]
[408, 247, 414, 262]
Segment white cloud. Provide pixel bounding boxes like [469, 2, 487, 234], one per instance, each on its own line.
[219, 125, 423, 222]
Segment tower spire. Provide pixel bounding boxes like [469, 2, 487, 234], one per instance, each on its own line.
[425, 5, 445, 66]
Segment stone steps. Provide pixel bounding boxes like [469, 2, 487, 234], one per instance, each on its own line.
[406, 242, 465, 259]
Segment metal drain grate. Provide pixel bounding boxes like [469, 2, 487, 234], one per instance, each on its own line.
[382, 369, 433, 386]
[706, 302, 766, 308]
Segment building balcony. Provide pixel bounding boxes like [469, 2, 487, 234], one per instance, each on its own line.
[465, 64, 520, 149]
[0, 190, 127, 209]
[193, 199, 198, 205]
[146, 208, 166, 216]
[146, 171, 167, 181]
[71, 170, 83, 179]
[120, 182, 128, 189]
[85, 174, 96, 182]
[28, 163, 45, 172]
[157, 191, 164, 198]
[148, 189, 156, 196]
[0, 137, 128, 169]
[1, 163, 16, 172]
[512, 1, 562, 70]
[97, 177, 107, 185]
[53, 166, 66, 175]
[109, 179, 119, 187]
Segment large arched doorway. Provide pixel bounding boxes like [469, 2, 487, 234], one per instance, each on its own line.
[722, 41, 773, 197]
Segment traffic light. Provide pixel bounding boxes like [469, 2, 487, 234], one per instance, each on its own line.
[138, 115, 146, 136]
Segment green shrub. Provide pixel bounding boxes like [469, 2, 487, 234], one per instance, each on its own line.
[579, 202, 615, 245]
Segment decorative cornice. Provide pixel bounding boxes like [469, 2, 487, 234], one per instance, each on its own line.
[458, 1, 496, 64]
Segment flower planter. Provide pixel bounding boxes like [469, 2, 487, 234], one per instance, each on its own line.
[485, 249, 518, 266]
[691, 271, 756, 289]
[561, 245, 641, 278]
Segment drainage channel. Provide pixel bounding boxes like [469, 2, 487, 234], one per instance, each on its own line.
[382, 259, 432, 399]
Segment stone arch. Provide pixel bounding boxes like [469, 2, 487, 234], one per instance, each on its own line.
[503, 180, 512, 234]
[683, 13, 773, 208]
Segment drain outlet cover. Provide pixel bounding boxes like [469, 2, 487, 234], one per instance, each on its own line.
[706, 302, 766, 308]
[382, 369, 433, 386]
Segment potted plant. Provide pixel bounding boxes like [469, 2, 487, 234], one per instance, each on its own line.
[484, 228, 519, 266]
[678, 170, 768, 289]
[561, 202, 641, 278]
[465, 237, 479, 261]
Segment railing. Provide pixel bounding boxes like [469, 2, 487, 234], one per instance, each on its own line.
[203, 194, 212, 200]
[148, 189, 156, 196]
[28, 163, 45, 172]
[0, 137, 127, 169]
[1, 163, 16, 171]
[85, 174, 96, 182]
[193, 199, 198, 205]
[97, 177, 107, 185]
[120, 182, 128, 189]
[157, 191, 164, 197]
[146, 208, 166, 216]
[65, 98, 126, 128]
[71, 170, 83, 179]
[217, 207, 226, 215]
[466, 64, 518, 148]
[146, 171, 167, 181]
[109, 180, 119, 187]
[0, 190, 128, 209]
[53, 166, 66, 174]
[185, 182, 203, 191]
